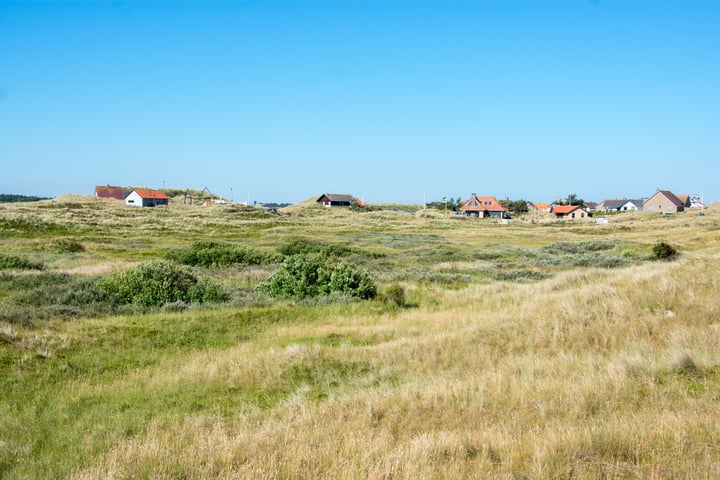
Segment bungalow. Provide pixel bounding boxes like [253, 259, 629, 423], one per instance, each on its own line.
[584, 201, 598, 212]
[597, 199, 627, 213]
[125, 188, 169, 207]
[459, 194, 509, 218]
[94, 185, 131, 200]
[316, 193, 357, 207]
[643, 189, 685, 214]
[618, 199, 644, 212]
[552, 205, 591, 219]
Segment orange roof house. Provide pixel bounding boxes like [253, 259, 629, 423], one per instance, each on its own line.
[125, 188, 169, 207]
[529, 202, 551, 212]
[459, 194, 509, 218]
[551, 205, 591, 219]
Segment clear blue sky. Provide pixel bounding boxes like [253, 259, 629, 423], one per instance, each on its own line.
[1, 0, 718, 204]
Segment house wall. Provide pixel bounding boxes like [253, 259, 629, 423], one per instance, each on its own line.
[554, 208, 590, 219]
[125, 191, 168, 207]
[644, 193, 680, 213]
[621, 202, 640, 211]
[125, 191, 143, 207]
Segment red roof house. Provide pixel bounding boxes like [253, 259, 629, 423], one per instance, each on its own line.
[94, 185, 131, 200]
[459, 194, 509, 218]
[552, 205, 591, 219]
[125, 188, 169, 207]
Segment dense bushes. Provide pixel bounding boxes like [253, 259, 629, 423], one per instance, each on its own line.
[99, 260, 228, 306]
[257, 254, 376, 300]
[277, 238, 357, 258]
[165, 241, 280, 267]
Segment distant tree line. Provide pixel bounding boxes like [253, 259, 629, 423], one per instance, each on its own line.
[0, 194, 51, 203]
[499, 199, 529, 214]
[555, 193, 585, 206]
[426, 196, 463, 212]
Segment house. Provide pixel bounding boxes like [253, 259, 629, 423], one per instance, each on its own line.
[618, 199, 644, 212]
[675, 194, 692, 208]
[459, 194, 509, 218]
[316, 193, 357, 207]
[597, 199, 628, 213]
[94, 185, 131, 200]
[125, 188, 169, 207]
[643, 189, 685, 214]
[584, 201, 598, 212]
[528, 202, 551, 212]
[552, 205, 591, 219]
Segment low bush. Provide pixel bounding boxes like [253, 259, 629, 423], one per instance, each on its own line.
[166, 241, 280, 267]
[0, 272, 113, 322]
[99, 260, 228, 307]
[0, 253, 44, 270]
[652, 241, 678, 260]
[257, 254, 377, 300]
[381, 284, 407, 308]
[53, 238, 85, 253]
[277, 238, 356, 258]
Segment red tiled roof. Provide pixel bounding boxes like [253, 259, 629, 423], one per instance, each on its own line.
[460, 194, 506, 212]
[94, 185, 128, 200]
[552, 205, 581, 214]
[133, 188, 169, 200]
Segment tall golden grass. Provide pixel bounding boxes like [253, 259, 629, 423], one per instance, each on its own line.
[2, 198, 719, 478]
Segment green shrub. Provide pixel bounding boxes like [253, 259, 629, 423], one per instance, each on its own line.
[277, 238, 355, 258]
[53, 238, 85, 253]
[0, 253, 44, 270]
[652, 241, 678, 260]
[165, 241, 280, 267]
[381, 284, 407, 308]
[99, 260, 227, 306]
[257, 254, 376, 300]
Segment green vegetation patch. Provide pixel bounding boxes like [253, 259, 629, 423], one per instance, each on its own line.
[0, 217, 72, 236]
[99, 260, 228, 307]
[0, 253, 44, 271]
[0, 272, 113, 324]
[258, 254, 377, 300]
[165, 241, 281, 267]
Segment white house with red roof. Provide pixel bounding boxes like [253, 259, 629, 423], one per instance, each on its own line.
[125, 188, 169, 207]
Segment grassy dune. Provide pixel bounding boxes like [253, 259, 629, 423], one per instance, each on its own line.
[1, 197, 719, 478]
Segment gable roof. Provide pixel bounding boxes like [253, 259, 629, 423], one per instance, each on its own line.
[675, 194, 690, 206]
[534, 202, 550, 209]
[317, 193, 355, 203]
[619, 199, 643, 207]
[645, 190, 684, 208]
[132, 188, 169, 200]
[552, 205, 585, 215]
[459, 194, 506, 212]
[94, 185, 129, 200]
[599, 199, 627, 210]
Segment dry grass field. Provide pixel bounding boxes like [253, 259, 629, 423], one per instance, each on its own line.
[1, 196, 719, 479]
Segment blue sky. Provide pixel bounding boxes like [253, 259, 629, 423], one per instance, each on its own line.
[1, 0, 718, 204]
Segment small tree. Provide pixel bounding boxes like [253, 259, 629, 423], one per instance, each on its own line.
[652, 242, 678, 260]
